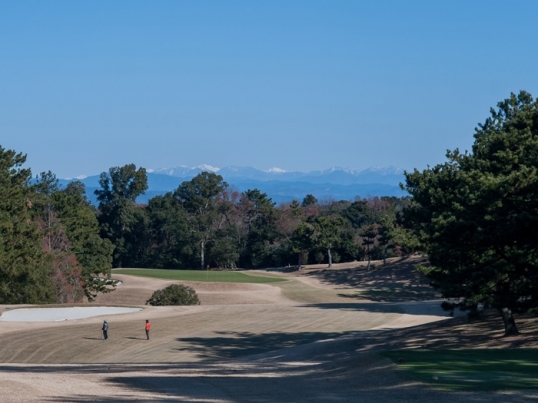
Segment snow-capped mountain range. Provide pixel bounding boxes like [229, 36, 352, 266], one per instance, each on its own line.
[149, 164, 405, 186]
[62, 165, 407, 204]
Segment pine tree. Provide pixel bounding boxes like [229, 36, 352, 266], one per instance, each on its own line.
[0, 147, 55, 303]
[404, 91, 538, 335]
[95, 164, 148, 268]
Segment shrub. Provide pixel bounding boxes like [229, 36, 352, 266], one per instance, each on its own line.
[146, 284, 200, 306]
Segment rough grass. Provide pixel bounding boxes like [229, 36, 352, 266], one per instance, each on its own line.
[113, 268, 286, 283]
[381, 349, 538, 391]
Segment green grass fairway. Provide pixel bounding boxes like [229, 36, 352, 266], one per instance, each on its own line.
[381, 349, 538, 391]
[113, 268, 286, 283]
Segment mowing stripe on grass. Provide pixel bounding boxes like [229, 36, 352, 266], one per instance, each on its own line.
[113, 269, 286, 284]
[381, 349, 538, 391]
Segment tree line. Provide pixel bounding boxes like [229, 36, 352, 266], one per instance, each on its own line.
[0, 147, 416, 304]
[95, 166, 417, 271]
[0, 148, 113, 304]
[2, 90, 538, 337]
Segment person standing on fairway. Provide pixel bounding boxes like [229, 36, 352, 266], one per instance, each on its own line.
[145, 319, 151, 340]
[102, 320, 108, 340]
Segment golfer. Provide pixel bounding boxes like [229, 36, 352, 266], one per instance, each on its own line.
[145, 319, 151, 340]
[102, 320, 108, 340]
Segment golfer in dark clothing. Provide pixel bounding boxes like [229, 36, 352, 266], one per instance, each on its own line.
[102, 320, 108, 340]
[145, 320, 151, 340]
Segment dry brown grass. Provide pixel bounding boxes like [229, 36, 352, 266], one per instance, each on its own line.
[1, 256, 537, 402]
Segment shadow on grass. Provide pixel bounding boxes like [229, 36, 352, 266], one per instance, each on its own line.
[339, 286, 439, 302]
[33, 352, 408, 402]
[176, 330, 360, 360]
[300, 300, 455, 317]
[355, 310, 538, 352]
[37, 359, 380, 402]
[8, 312, 538, 402]
[382, 349, 538, 391]
[41, 348, 538, 402]
[297, 302, 405, 314]
[305, 257, 439, 302]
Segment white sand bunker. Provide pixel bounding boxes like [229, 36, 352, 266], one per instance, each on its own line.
[0, 307, 142, 322]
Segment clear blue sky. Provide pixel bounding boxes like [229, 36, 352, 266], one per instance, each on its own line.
[2, 1, 538, 178]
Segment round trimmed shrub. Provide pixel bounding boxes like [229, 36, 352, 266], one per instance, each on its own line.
[146, 284, 200, 306]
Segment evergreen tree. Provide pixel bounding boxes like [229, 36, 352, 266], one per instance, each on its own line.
[404, 91, 538, 335]
[313, 215, 344, 267]
[240, 189, 278, 268]
[95, 164, 148, 267]
[146, 193, 193, 268]
[174, 172, 228, 270]
[302, 194, 318, 207]
[0, 147, 55, 303]
[291, 223, 315, 268]
[53, 181, 114, 301]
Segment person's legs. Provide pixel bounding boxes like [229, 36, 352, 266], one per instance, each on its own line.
[146, 329, 150, 340]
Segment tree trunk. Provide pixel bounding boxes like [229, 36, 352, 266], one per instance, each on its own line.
[327, 248, 332, 268]
[297, 251, 303, 270]
[499, 307, 519, 336]
[200, 240, 205, 271]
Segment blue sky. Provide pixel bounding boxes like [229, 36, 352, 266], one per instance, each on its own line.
[2, 1, 538, 178]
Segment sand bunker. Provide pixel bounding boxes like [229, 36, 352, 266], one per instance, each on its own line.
[0, 306, 142, 322]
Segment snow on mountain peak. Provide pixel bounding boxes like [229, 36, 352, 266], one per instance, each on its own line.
[267, 167, 286, 173]
[322, 166, 359, 175]
[196, 164, 220, 172]
[361, 165, 404, 175]
[147, 164, 404, 183]
[64, 174, 87, 180]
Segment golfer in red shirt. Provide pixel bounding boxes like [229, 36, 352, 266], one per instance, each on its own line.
[145, 319, 151, 340]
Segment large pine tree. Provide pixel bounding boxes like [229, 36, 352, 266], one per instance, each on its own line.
[404, 91, 538, 335]
[0, 147, 55, 303]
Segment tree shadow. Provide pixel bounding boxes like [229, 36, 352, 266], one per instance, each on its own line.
[355, 310, 538, 351]
[304, 257, 440, 302]
[40, 358, 402, 403]
[175, 330, 360, 360]
[9, 311, 538, 402]
[338, 286, 438, 302]
[43, 337, 534, 403]
[298, 302, 405, 314]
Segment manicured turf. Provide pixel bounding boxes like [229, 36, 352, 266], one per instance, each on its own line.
[381, 349, 538, 391]
[113, 268, 286, 283]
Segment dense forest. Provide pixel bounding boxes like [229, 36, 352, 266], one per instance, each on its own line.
[0, 145, 417, 304]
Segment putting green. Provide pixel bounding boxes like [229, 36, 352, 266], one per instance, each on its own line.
[113, 268, 286, 283]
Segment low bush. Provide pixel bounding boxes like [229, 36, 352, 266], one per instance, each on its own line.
[146, 284, 200, 306]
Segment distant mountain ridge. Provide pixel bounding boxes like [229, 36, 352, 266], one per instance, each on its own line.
[150, 164, 405, 186]
[61, 165, 407, 204]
